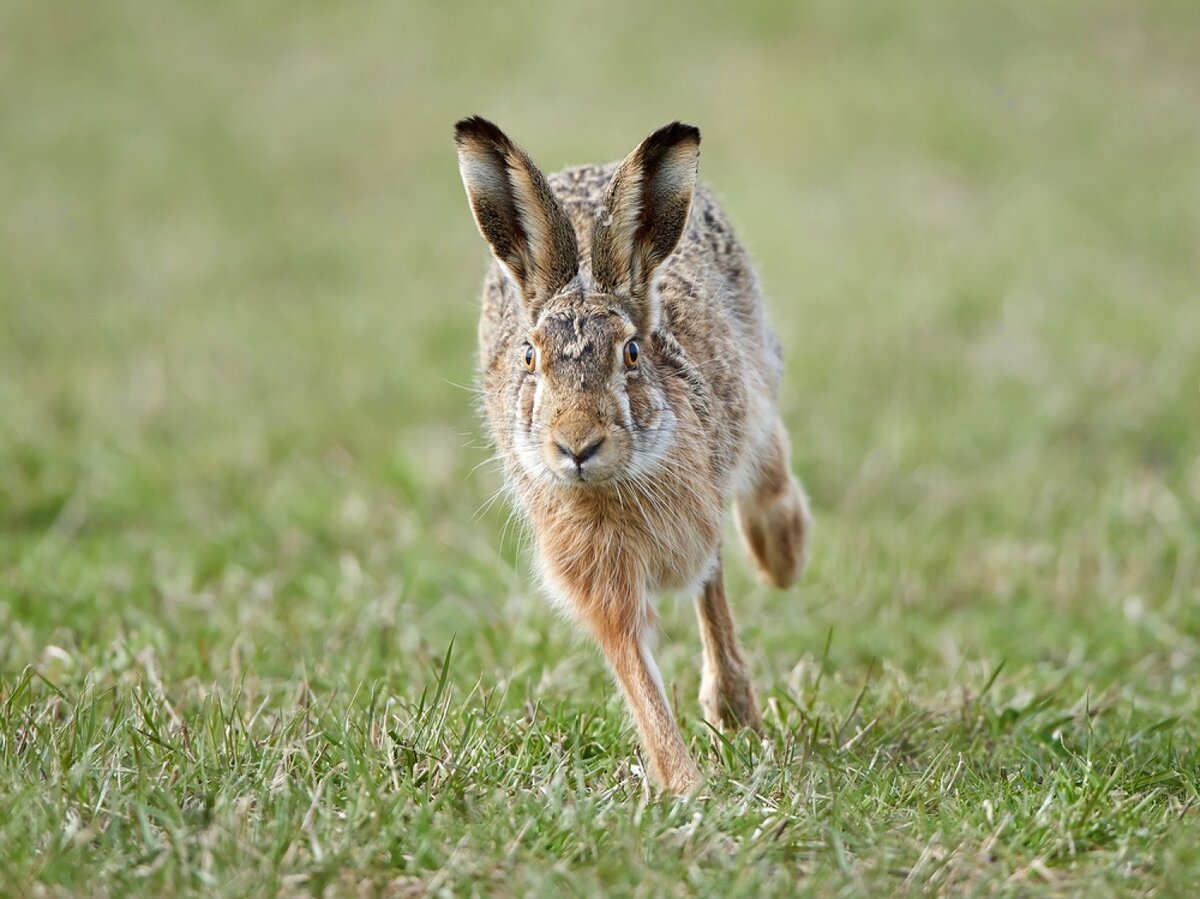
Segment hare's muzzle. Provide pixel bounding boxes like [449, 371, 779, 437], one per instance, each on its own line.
[542, 417, 613, 484]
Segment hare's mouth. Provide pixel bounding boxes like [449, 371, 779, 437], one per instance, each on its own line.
[549, 458, 614, 486]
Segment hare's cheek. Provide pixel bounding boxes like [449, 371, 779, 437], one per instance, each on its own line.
[517, 379, 537, 433]
[613, 390, 635, 431]
[626, 382, 663, 431]
[639, 407, 664, 431]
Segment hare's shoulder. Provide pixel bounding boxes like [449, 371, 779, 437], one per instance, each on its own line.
[660, 187, 762, 329]
[478, 262, 522, 374]
[655, 186, 778, 400]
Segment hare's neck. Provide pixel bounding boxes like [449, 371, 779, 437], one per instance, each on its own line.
[529, 474, 722, 595]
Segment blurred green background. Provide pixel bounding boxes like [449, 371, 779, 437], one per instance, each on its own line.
[2, 0, 1199, 893]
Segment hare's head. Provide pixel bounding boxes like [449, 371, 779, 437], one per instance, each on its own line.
[455, 117, 701, 486]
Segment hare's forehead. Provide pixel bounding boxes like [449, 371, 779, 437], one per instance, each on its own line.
[532, 307, 633, 360]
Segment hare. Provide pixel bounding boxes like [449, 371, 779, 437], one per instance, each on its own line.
[454, 116, 811, 794]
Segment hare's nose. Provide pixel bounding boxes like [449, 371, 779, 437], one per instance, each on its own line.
[556, 436, 604, 467]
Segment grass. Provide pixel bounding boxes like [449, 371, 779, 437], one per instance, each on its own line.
[2, 0, 1199, 894]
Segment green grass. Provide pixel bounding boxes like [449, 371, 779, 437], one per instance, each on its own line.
[3, 0, 1200, 894]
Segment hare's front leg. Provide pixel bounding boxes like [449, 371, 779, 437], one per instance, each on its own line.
[695, 557, 763, 732]
[589, 608, 701, 794]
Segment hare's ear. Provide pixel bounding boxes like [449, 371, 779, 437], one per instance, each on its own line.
[591, 122, 700, 332]
[454, 116, 579, 307]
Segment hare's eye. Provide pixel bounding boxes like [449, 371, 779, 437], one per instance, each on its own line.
[623, 339, 640, 369]
[523, 344, 536, 371]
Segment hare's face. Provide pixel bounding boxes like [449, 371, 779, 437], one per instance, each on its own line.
[513, 299, 674, 486]
[456, 116, 702, 488]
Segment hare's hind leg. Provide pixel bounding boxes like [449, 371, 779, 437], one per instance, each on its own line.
[695, 557, 763, 732]
[734, 418, 811, 589]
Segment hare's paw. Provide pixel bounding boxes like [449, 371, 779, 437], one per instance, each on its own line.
[736, 478, 810, 589]
[736, 422, 812, 590]
[699, 668, 763, 734]
[661, 758, 704, 796]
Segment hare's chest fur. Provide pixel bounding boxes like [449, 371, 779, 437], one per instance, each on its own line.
[531, 464, 724, 608]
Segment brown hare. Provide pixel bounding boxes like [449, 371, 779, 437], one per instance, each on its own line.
[454, 116, 811, 794]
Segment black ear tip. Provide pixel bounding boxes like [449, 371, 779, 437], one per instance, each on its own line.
[671, 121, 702, 144]
[454, 115, 512, 148]
[651, 121, 701, 147]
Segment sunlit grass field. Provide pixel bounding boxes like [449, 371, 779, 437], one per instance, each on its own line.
[3, 1, 1199, 894]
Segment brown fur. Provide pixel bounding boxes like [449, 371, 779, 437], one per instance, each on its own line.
[455, 117, 812, 794]
[696, 559, 762, 732]
[735, 421, 812, 589]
